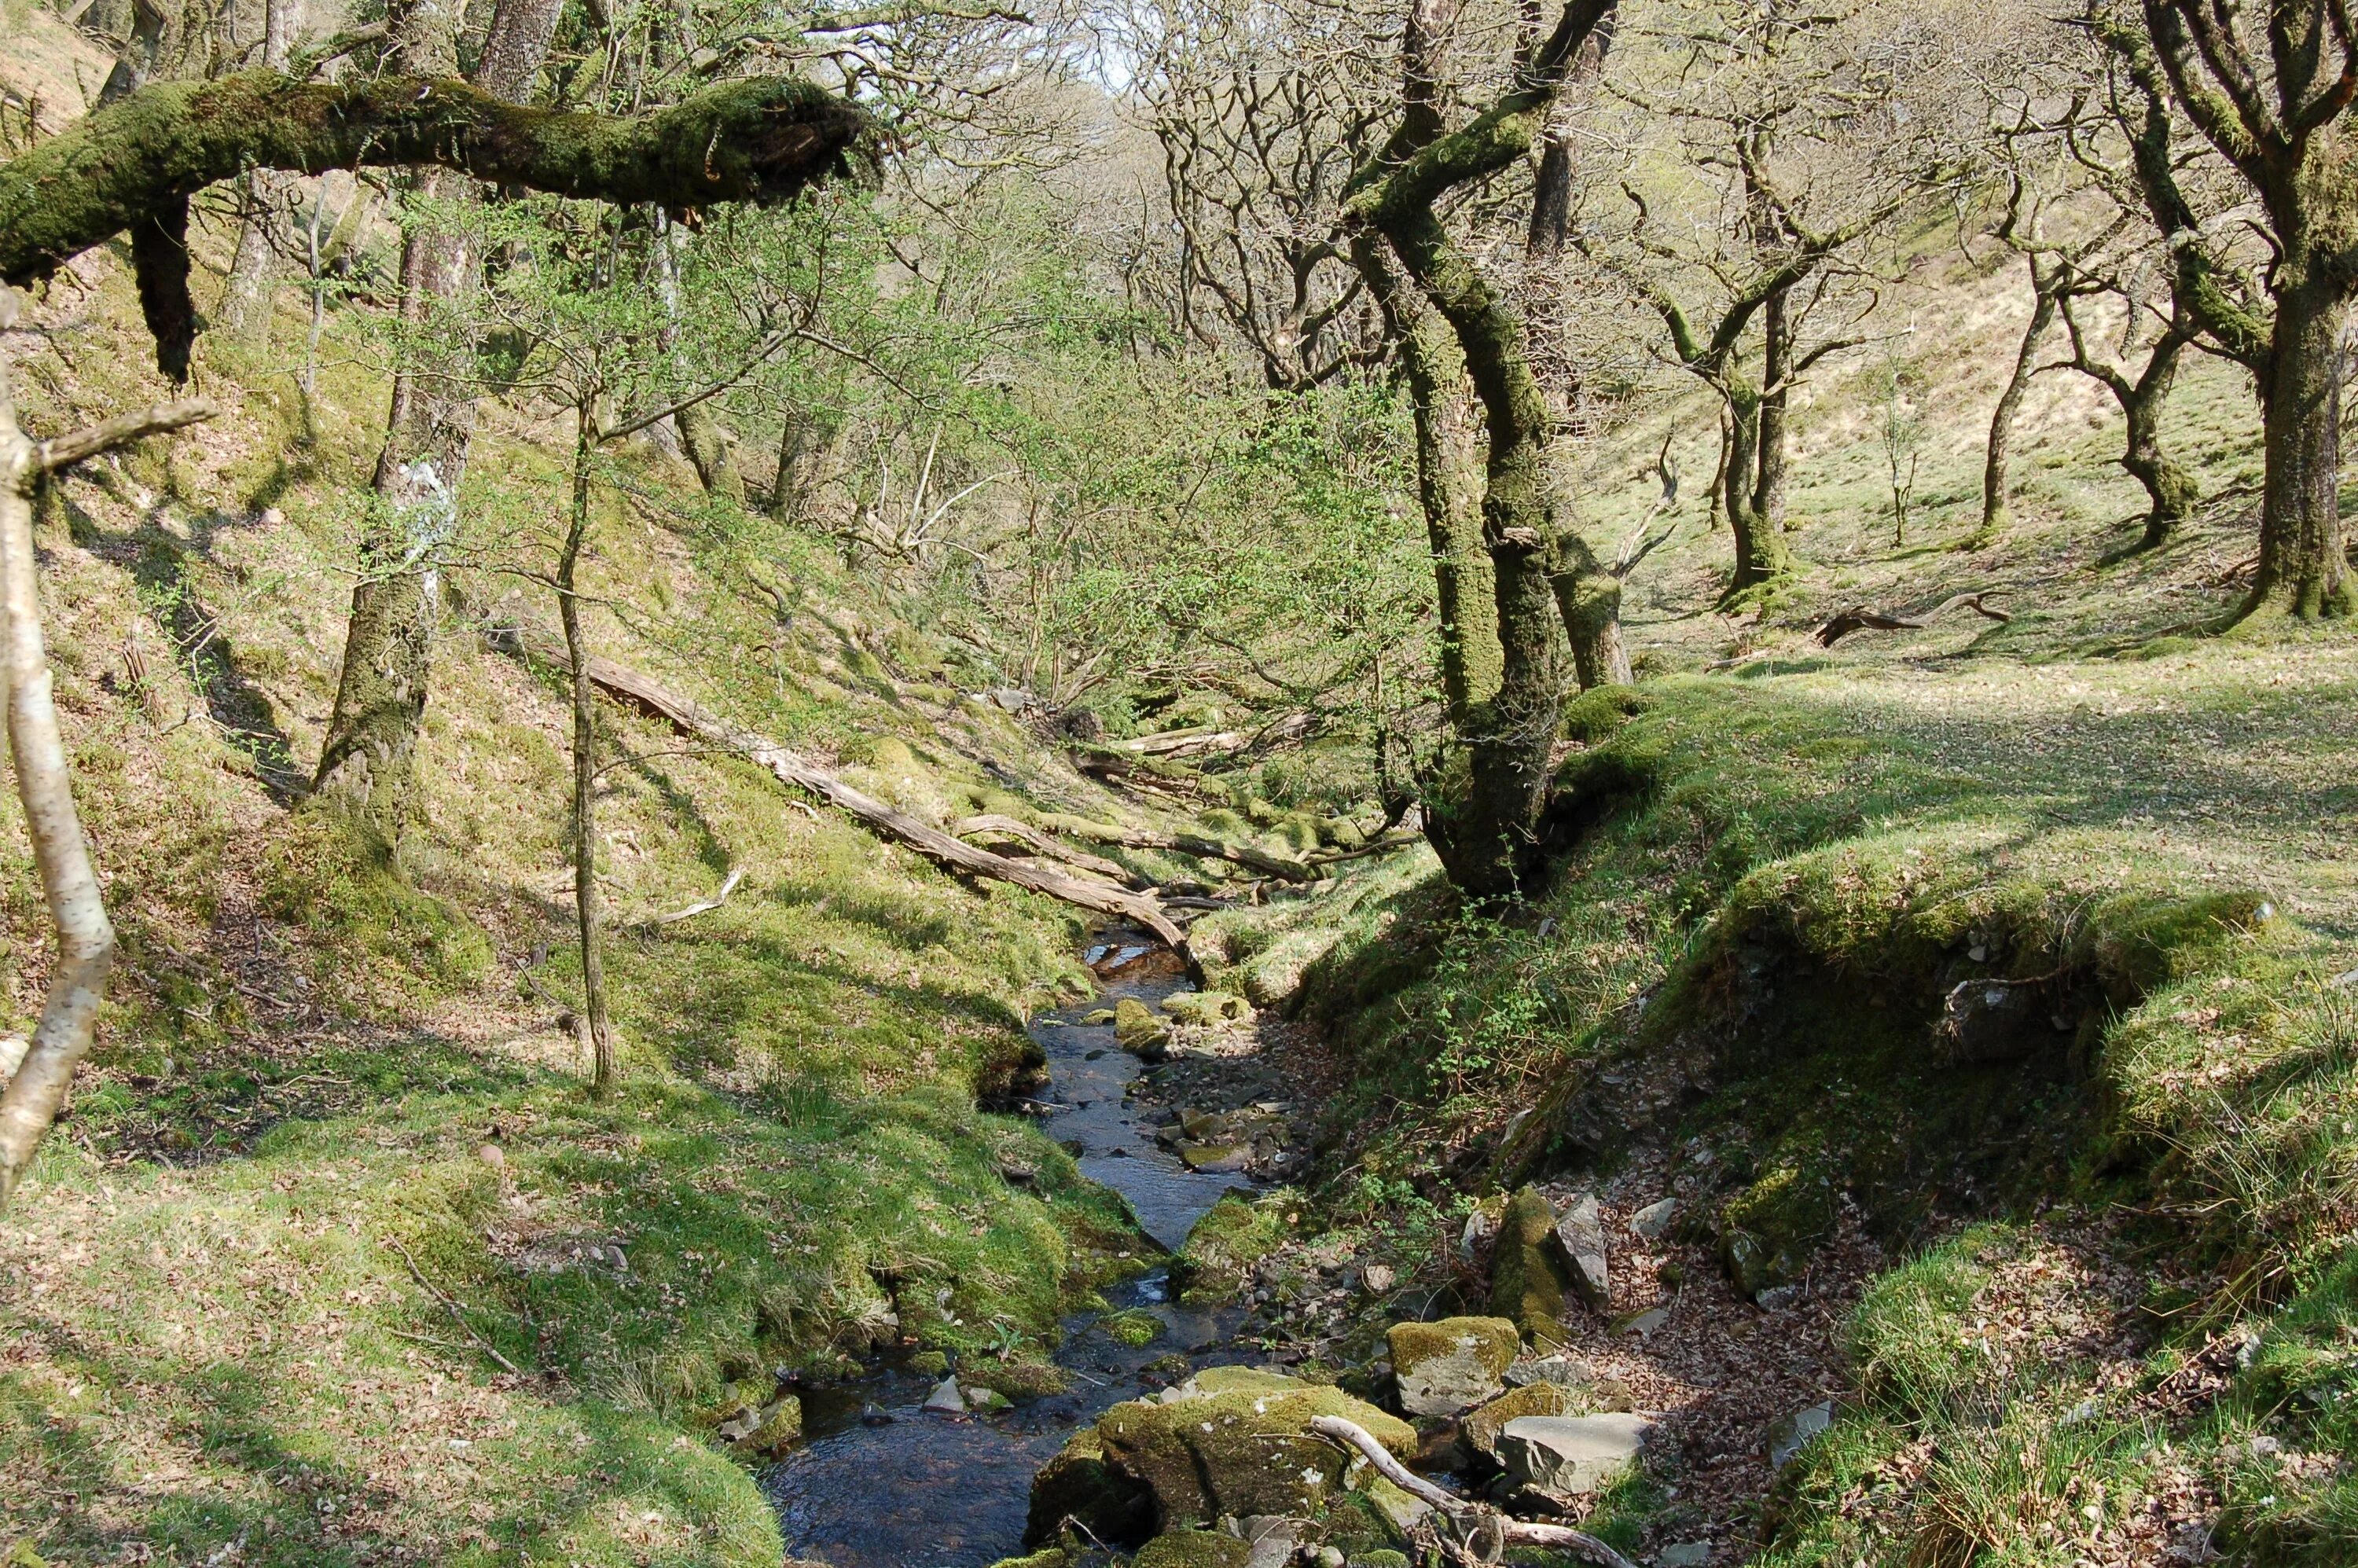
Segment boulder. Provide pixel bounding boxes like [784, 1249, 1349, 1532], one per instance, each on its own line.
[1170, 1195, 1284, 1308]
[923, 1376, 968, 1414]
[1115, 999, 1172, 1057]
[1489, 1186, 1574, 1346]
[1553, 1193, 1610, 1309]
[1387, 1316, 1519, 1418]
[1042, 1369, 1416, 1534]
[1495, 1412, 1653, 1497]
[1461, 1381, 1583, 1461]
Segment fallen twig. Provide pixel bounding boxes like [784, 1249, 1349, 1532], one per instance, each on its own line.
[1307, 1415, 1640, 1568]
[387, 1233, 526, 1378]
[648, 866, 744, 926]
[1816, 590, 2010, 647]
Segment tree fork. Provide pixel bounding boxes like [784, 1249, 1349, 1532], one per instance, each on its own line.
[0, 70, 876, 376]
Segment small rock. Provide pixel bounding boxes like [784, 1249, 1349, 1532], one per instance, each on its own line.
[1611, 1306, 1669, 1339]
[1463, 1380, 1582, 1460]
[1081, 1008, 1118, 1025]
[1316, 1549, 1346, 1568]
[1180, 1144, 1250, 1173]
[923, 1376, 968, 1415]
[966, 1384, 1014, 1413]
[1657, 1544, 1712, 1567]
[1496, 1412, 1654, 1496]
[1591, 1376, 1635, 1413]
[1553, 1192, 1610, 1310]
[1504, 1353, 1586, 1389]
[1458, 1203, 1500, 1266]
[1768, 1401, 1834, 1469]
[1629, 1197, 1677, 1239]
[1115, 998, 1172, 1058]
[1754, 1283, 1802, 1311]
[1361, 1262, 1397, 1294]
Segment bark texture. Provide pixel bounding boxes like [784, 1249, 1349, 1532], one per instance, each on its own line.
[0, 72, 876, 375]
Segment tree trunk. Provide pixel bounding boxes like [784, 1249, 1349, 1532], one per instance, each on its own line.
[2122, 334, 2198, 550]
[1353, 232, 1498, 726]
[307, 0, 612, 846]
[1758, 285, 1791, 531]
[215, 0, 302, 345]
[1388, 211, 1568, 900]
[1722, 378, 1792, 597]
[2242, 275, 2356, 621]
[1976, 263, 2057, 547]
[560, 417, 615, 1094]
[653, 210, 746, 501]
[0, 307, 212, 1209]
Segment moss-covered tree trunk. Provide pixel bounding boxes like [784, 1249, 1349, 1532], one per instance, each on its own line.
[2121, 340, 2198, 549]
[1757, 284, 1791, 531]
[2246, 272, 2356, 619]
[1721, 376, 1792, 597]
[1976, 260, 2058, 546]
[1353, 231, 1499, 727]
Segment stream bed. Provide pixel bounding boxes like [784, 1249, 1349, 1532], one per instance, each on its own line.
[763, 937, 1250, 1566]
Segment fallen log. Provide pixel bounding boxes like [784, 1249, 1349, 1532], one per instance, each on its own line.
[1096, 725, 1251, 758]
[1816, 591, 2010, 647]
[1025, 814, 1317, 884]
[1307, 1416, 1639, 1568]
[950, 813, 1144, 887]
[491, 626, 1201, 976]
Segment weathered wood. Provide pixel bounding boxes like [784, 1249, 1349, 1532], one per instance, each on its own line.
[492, 625, 1202, 975]
[0, 296, 207, 1206]
[1306, 1415, 1640, 1568]
[1032, 815, 1317, 883]
[950, 814, 1143, 887]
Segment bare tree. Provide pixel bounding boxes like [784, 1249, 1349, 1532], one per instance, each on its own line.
[215, 0, 305, 343]
[2102, 0, 2358, 622]
[1343, 0, 1621, 899]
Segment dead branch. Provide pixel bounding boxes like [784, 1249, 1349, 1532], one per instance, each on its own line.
[949, 814, 1144, 887]
[1306, 1416, 1640, 1568]
[0, 311, 219, 1206]
[487, 622, 1202, 977]
[1032, 816, 1317, 884]
[648, 866, 744, 926]
[1815, 591, 2010, 646]
[387, 1233, 527, 1377]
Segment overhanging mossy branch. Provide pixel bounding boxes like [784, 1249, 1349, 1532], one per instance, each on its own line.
[0, 71, 877, 376]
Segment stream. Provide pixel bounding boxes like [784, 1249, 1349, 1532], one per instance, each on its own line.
[763, 935, 1251, 1566]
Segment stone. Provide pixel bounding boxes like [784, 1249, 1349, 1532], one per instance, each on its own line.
[1629, 1197, 1677, 1239]
[1027, 1427, 1155, 1544]
[923, 1376, 968, 1414]
[1611, 1307, 1669, 1339]
[1490, 1187, 1575, 1346]
[1180, 1144, 1250, 1173]
[735, 1394, 803, 1457]
[1457, 1201, 1500, 1266]
[1387, 1316, 1519, 1417]
[1237, 1516, 1298, 1568]
[1163, 992, 1255, 1026]
[1553, 1192, 1611, 1309]
[1768, 1401, 1834, 1470]
[1754, 1284, 1802, 1312]
[1074, 1370, 1417, 1529]
[1657, 1544, 1713, 1567]
[968, 1384, 1014, 1413]
[1461, 1381, 1583, 1460]
[1082, 1009, 1118, 1025]
[1350, 1555, 1409, 1568]
[1496, 1412, 1654, 1497]
[1316, 1550, 1347, 1568]
[1361, 1262, 1396, 1294]
[1133, 1532, 1252, 1568]
[1504, 1353, 1586, 1390]
[1115, 999, 1172, 1058]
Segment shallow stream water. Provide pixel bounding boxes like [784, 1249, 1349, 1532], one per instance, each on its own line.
[763, 938, 1249, 1566]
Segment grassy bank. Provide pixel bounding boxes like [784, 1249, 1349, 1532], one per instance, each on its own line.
[1233, 638, 2356, 1564]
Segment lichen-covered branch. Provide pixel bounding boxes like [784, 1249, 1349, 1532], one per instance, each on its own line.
[0, 71, 876, 375]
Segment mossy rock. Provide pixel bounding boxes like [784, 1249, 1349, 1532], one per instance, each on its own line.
[984, 1551, 1070, 1568]
[1319, 816, 1367, 850]
[908, 1350, 950, 1378]
[1027, 1427, 1155, 1546]
[1461, 1380, 1583, 1460]
[859, 734, 920, 770]
[1132, 1532, 1251, 1568]
[1350, 1553, 1411, 1568]
[1275, 814, 1324, 855]
[1718, 1166, 1835, 1298]
[1115, 998, 1170, 1056]
[963, 1359, 1072, 1399]
[1244, 798, 1283, 828]
[1101, 1309, 1163, 1348]
[1170, 1195, 1284, 1306]
[1387, 1316, 1518, 1416]
[1082, 1008, 1118, 1025]
[1093, 1371, 1415, 1527]
[1489, 1186, 1573, 1346]
[1161, 992, 1252, 1026]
